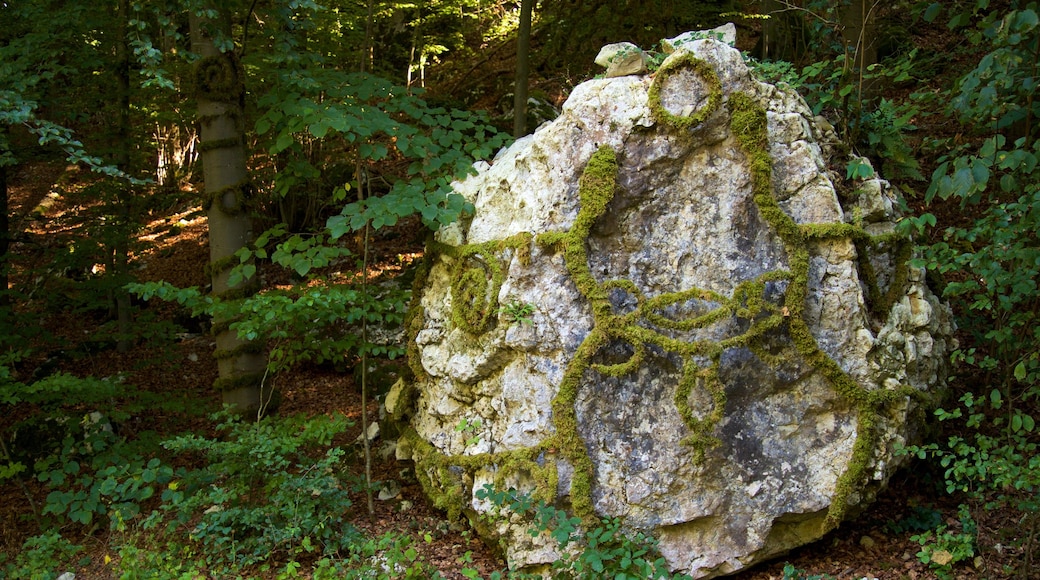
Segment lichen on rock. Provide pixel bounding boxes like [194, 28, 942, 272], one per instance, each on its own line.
[394, 28, 954, 578]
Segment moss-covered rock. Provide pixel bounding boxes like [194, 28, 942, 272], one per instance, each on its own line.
[398, 29, 954, 578]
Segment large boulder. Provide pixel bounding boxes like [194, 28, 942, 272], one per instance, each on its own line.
[391, 30, 953, 577]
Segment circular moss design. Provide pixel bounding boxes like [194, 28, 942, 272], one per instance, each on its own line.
[451, 257, 497, 333]
[647, 52, 722, 130]
[194, 53, 244, 103]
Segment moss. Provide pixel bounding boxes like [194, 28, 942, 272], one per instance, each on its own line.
[215, 180, 253, 217]
[648, 52, 722, 131]
[207, 254, 237, 278]
[198, 136, 245, 152]
[405, 247, 434, 382]
[194, 53, 244, 104]
[675, 360, 726, 462]
[214, 278, 261, 301]
[856, 236, 912, 316]
[212, 370, 266, 393]
[212, 340, 265, 360]
[433, 232, 534, 336]
[725, 91, 926, 527]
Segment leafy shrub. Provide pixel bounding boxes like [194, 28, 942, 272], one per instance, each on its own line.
[137, 411, 357, 569]
[1, 531, 85, 580]
[900, 2, 1040, 576]
[910, 505, 978, 580]
[744, 7, 925, 182]
[336, 532, 445, 580]
[0, 367, 180, 533]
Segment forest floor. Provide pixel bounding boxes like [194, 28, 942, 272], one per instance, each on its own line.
[2, 158, 1026, 580]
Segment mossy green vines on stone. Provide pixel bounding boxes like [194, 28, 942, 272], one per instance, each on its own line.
[856, 235, 912, 316]
[433, 233, 533, 335]
[799, 224, 913, 318]
[674, 360, 726, 462]
[725, 91, 926, 527]
[406, 88, 925, 537]
[648, 52, 722, 130]
[408, 145, 793, 525]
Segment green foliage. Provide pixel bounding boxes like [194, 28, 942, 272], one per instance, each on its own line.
[3, 366, 151, 563]
[115, 541, 206, 580]
[476, 485, 692, 579]
[745, 8, 925, 182]
[254, 59, 510, 232]
[131, 230, 409, 376]
[1, 530, 85, 580]
[910, 505, 978, 579]
[497, 300, 535, 326]
[0, 371, 172, 530]
[781, 563, 836, 580]
[897, 2, 1040, 575]
[36, 425, 173, 530]
[886, 504, 943, 534]
[454, 418, 483, 448]
[138, 411, 357, 569]
[337, 532, 445, 579]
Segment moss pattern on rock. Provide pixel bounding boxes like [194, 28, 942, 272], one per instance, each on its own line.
[648, 52, 722, 130]
[407, 92, 925, 527]
[399, 39, 953, 577]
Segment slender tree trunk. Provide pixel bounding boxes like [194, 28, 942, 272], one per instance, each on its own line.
[758, 0, 783, 61]
[113, 0, 133, 352]
[0, 157, 9, 312]
[513, 0, 534, 138]
[841, 0, 878, 99]
[190, 9, 271, 417]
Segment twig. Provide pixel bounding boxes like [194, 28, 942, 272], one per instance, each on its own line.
[768, 0, 840, 29]
[356, 158, 375, 521]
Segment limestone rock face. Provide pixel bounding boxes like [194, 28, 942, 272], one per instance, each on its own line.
[396, 31, 953, 578]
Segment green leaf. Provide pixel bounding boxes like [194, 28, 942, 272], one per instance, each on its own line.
[990, 388, 1002, 408]
[971, 159, 990, 188]
[1013, 9, 1038, 32]
[274, 132, 295, 153]
[99, 477, 118, 496]
[1014, 361, 1027, 380]
[309, 121, 330, 139]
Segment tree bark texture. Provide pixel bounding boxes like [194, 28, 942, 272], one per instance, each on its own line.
[190, 10, 272, 416]
[513, 0, 534, 138]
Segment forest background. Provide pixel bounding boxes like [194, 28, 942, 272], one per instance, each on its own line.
[1, 0, 1038, 578]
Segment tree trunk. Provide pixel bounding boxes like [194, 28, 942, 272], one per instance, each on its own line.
[757, 0, 809, 63]
[0, 156, 9, 312]
[190, 9, 272, 417]
[113, 0, 133, 352]
[513, 0, 534, 138]
[841, 0, 878, 100]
